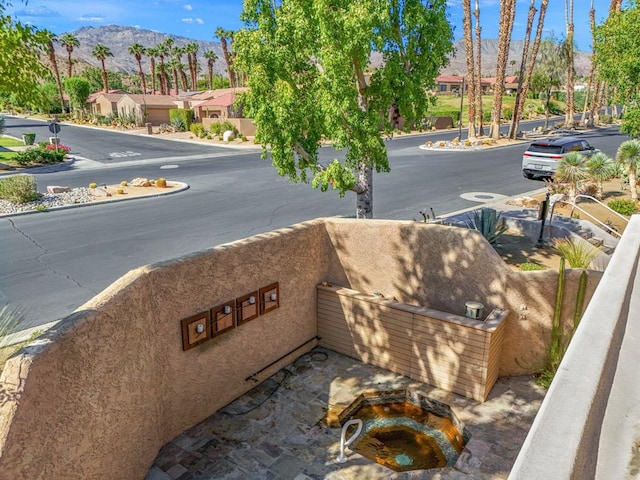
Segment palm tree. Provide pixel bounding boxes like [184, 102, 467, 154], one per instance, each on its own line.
[43, 30, 65, 112]
[167, 58, 181, 95]
[146, 46, 158, 95]
[59, 33, 79, 78]
[585, 152, 614, 199]
[462, 0, 476, 139]
[186, 42, 199, 90]
[155, 43, 169, 95]
[215, 27, 235, 88]
[489, 0, 517, 139]
[616, 140, 640, 201]
[128, 42, 147, 94]
[555, 152, 588, 203]
[92, 43, 113, 93]
[203, 50, 217, 90]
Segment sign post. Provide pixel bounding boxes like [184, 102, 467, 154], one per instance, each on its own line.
[48, 120, 61, 153]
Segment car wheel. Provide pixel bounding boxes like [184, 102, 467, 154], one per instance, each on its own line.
[523, 172, 534, 180]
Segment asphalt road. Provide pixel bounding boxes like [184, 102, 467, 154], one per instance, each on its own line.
[0, 116, 629, 330]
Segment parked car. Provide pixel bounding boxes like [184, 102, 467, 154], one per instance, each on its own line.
[522, 136, 600, 180]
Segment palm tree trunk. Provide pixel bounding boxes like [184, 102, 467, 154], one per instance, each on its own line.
[564, 0, 575, 126]
[100, 59, 109, 92]
[208, 63, 213, 90]
[180, 70, 189, 91]
[630, 168, 638, 201]
[137, 58, 147, 94]
[510, 0, 548, 139]
[48, 41, 66, 112]
[150, 58, 157, 95]
[490, 0, 516, 139]
[508, 0, 536, 139]
[474, 0, 484, 136]
[173, 70, 179, 95]
[220, 38, 235, 88]
[462, 0, 476, 139]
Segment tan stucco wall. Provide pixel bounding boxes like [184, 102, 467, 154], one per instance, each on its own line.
[0, 218, 601, 479]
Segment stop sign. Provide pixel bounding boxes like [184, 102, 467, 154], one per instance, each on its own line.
[49, 122, 60, 134]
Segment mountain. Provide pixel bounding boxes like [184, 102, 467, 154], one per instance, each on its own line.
[440, 39, 592, 77]
[55, 25, 225, 75]
[56, 26, 592, 79]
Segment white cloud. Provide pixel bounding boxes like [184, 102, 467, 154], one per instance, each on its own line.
[195, 18, 204, 24]
[77, 14, 106, 22]
[184, 4, 193, 10]
[181, 17, 194, 23]
[14, 6, 60, 17]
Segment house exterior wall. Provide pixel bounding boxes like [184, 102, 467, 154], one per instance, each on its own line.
[0, 218, 600, 479]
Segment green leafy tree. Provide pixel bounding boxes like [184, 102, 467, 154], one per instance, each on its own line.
[0, 5, 49, 106]
[531, 38, 564, 128]
[81, 68, 123, 93]
[128, 42, 147, 94]
[42, 30, 66, 113]
[59, 33, 79, 78]
[594, 3, 640, 102]
[63, 76, 91, 116]
[37, 82, 64, 113]
[616, 139, 640, 201]
[235, 0, 453, 218]
[555, 152, 588, 203]
[92, 43, 113, 92]
[621, 102, 640, 138]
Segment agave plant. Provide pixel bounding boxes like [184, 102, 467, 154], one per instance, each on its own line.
[0, 304, 25, 349]
[465, 207, 508, 245]
[555, 152, 588, 203]
[585, 152, 614, 200]
[553, 237, 601, 269]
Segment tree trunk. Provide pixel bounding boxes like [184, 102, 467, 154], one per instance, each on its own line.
[508, 0, 536, 139]
[137, 58, 147, 94]
[630, 168, 638, 201]
[490, 0, 516, 139]
[100, 60, 109, 93]
[474, 0, 484, 136]
[220, 38, 235, 88]
[180, 70, 189, 91]
[463, 0, 476, 138]
[48, 41, 65, 113]
[356, 163, 373, 219]
[564, 0, 575, 126]
[173, 70, 179, 95]
[66, 49, 73, 78]
[208, 64, 213, 90]
[150, 58, 157, 95]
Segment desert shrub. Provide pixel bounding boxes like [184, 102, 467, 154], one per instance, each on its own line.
[519, 262, 546, 271]
[156, 177, 167, 188]
[607, 199, 637, 216]
[503, 108, 513, 120]
[169, 109, 194, 130]
[0, 174, 39, 203]
[544, 178, 568, 195]
[554, 237, 601, 268]
[548, 100, 564, 115]
[465, 207, 508, 245]
[600, 114, 613, 125]
[170, 118, 186, 132]
[482, 111, 492, 122]
[209, 120, 238, 136]
[190, 123, 206, 138]
[158, 123, 175, 133]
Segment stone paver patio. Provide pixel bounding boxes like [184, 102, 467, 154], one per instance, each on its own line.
[146, 348, 546, 480]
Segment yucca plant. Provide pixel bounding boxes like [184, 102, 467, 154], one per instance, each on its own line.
[553, 237, 601, 269]
[465, 207, 508, 245]
[616, 139, 640, 201]
[555, 152, 588, 203]
[585, 152, 615, 200]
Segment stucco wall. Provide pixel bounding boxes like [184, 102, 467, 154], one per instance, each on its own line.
[0, 218, 601, 479]
[0, 220, 334, 480]
[323, 219, 601, 375]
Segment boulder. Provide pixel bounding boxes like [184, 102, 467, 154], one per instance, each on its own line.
[222, 130, 235, 142]
[47, 186, 71, 194]
[130, 177, 150, 187]
[90, 188, 111, 198]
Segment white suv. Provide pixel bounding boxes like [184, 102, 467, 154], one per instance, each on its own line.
[522, 136, 600, 180]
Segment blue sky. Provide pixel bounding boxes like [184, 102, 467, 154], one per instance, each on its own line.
[7, 0, 617, 52]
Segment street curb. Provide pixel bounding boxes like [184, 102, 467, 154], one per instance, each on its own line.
[0, 181, 190, 219]
[0, 156, 77, 177]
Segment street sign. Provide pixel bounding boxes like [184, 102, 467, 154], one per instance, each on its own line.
[49, 122, 60, 134]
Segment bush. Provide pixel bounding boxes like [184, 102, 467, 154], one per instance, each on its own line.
[600, 114, 613, 125]
[554, 237, 601, 269]
[169, 109, 194, 131]
[519, 262, 546, 271]
[14, 144, 68, 165]
[503, 108, 513, 120]
[170, 118, 186, 132]
[189, 123, 206, 138]
[209, 120, 238, 136]
[0, 174, 39, 203]
[548, 100, 564, 115]
[0, 116, 4, 135]
[607, 199, 637, 216]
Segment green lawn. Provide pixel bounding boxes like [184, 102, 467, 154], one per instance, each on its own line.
[0, 136, 24, 147]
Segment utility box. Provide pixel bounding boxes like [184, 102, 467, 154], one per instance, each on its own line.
[146, 122, 153, 135]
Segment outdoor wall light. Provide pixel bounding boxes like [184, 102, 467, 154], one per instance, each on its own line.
[259, 282, 280, 315]
[249, 296, 256, 305]
[211, 301, 236, 336]
[236, 291, 259, 325]
[223, 305, 232, 314]
[180, 311, 212, 351]
[270, 292, 277, 301]
[195, 323, 205, 334]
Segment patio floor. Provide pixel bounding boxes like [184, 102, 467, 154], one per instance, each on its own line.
[146, 348, 546, 480]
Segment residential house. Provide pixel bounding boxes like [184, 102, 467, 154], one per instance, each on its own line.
[434, 75, 518, 95]
[116, 94, 182, 126]
[87, 90, 127, 118]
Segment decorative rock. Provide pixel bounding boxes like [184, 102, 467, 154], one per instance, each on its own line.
[90, 188, 111, 198]
[222, 130, 235, 142]
[47, 186, 71, 194]
[130, 177, 150, 187]
[471, 138, 483, 147]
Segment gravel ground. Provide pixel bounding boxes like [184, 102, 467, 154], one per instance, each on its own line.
[0, 188, 94, 214]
